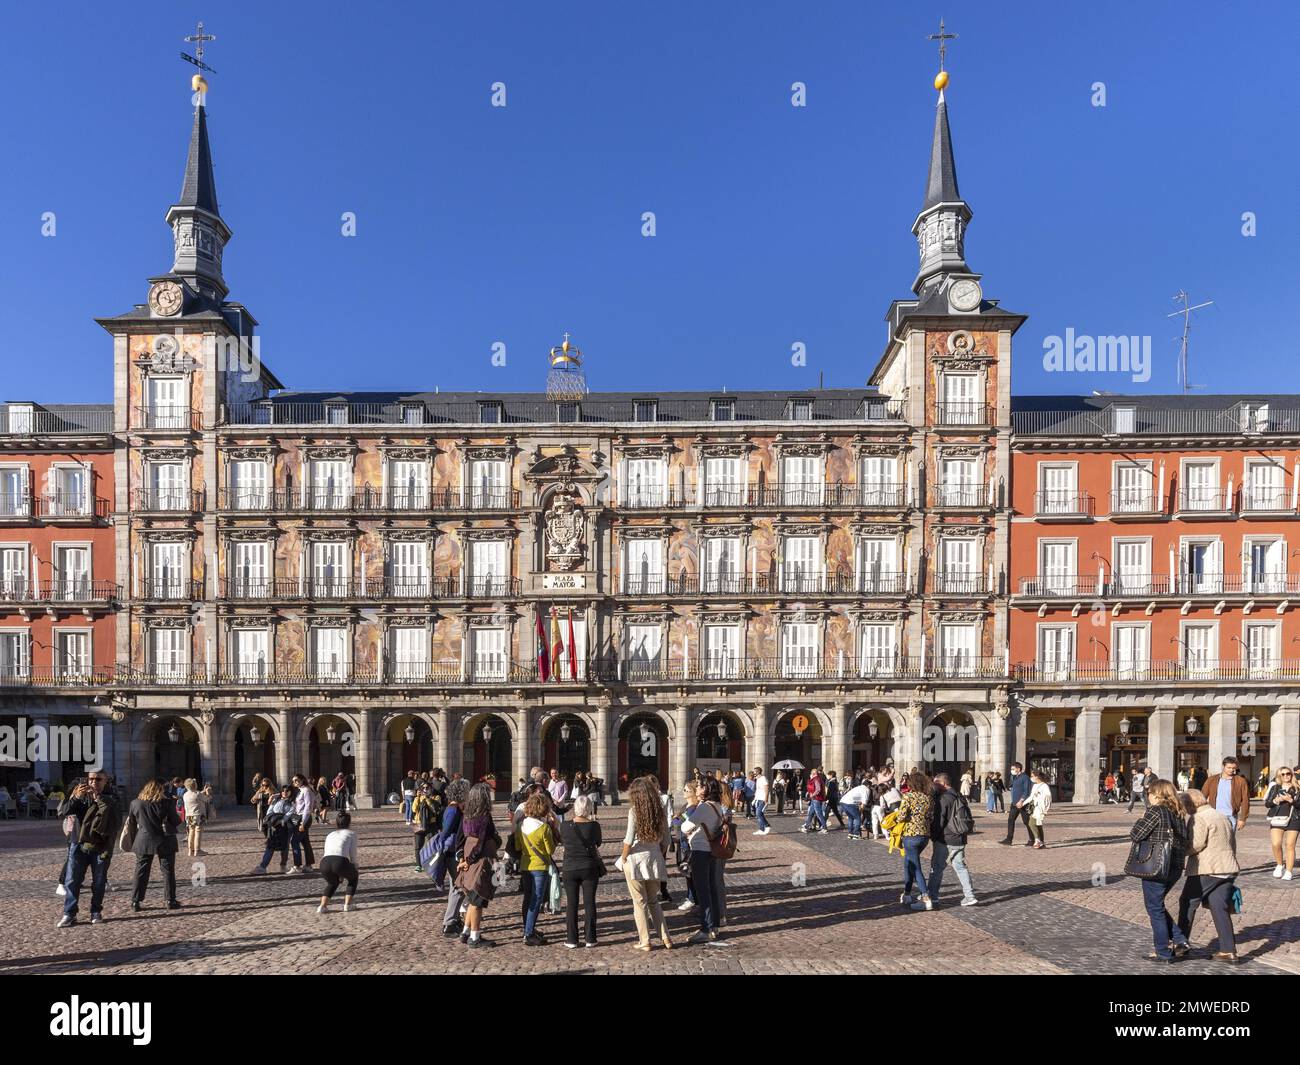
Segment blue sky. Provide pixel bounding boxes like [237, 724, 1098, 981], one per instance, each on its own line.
[0, 1, 1291, 402]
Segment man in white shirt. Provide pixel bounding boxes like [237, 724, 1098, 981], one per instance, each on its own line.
[752, 768, 771, 835]
[290, 775, 319, 873]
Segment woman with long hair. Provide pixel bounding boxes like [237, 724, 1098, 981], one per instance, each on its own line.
[515, 791, 558, 947]
[453, 782, 501, 948]
[619, 775, 674, 950]
[1264, 766, 1299, 880]
[127, 778, 182, 912]
[895, 771, 934, 910]
[1129, 779, 1191, 963]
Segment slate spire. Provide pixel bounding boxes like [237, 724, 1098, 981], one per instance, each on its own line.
[911, 88, 972, 295]
[178, 101, 220, 216]
[165, 98, 232, 300]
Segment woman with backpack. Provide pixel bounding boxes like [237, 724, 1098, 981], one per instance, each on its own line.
[559, 793, 605, 948]
[317, 811, 359, 913]
[1128, 779, 1191, 963]
[453, 782, 501, 948]
[680, 777, 729, 945]
[126, 778, 182, 912]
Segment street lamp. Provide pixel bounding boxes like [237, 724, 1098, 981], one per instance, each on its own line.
[249, 725, 261, 746]
[560, 721, 571, 743]
[717, 719, 728, 741]
[404, 723, 415, 744]
[1247, 715, 1261, 734]
[1119, 715, 1131, 736]
[325, 723, 338, 744]
[482, 721, 492, 743]
[1046, 718, 1058, 739]
[1185, 716, 1200, 736]
[167, 724, 180, 744]
[639, 722, 651, 744]
[867, 718, 879, 740]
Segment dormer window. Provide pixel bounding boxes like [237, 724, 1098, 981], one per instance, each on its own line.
[5, 404, 33, 434]
[401, 404, 423, 425]
[711, 398, 735, 422]
[1241, 403, 1269, 433]
[556, 402, 580, 424]
[478, 401, 503, 424]
[787, 398, 813, 421]
[326, 403, 348, 426]
[1113, 406, 1136, 434]
[633, 399, 658, 423]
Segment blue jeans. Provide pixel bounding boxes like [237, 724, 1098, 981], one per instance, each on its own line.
[804, 800, 826, 830]
[842, 804, 862, 835]
[402, 795, 414, 821]
[901, 835, 929, 897]
[986, 791, 997, 812]
[1141, 874, 1189, 959]
[63, 847, 112, 918]
[754, 799, 769, 831]
[522, 870, 548, 937]
[927, 841, 976, 901]
[689, 850, 721, 932]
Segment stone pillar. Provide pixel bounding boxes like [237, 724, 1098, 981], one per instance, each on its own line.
[274, 709, 293, 788]
[353, 709, 377, 808]
[990, 705, 1009, 780]
[592, 705, 612, 800]
[1013, 708, 1027, 774]
[828, 702, 849, 776]
[514, 703, 533, 786]
[1207, 705, 1239, 771]
[1148, 706, 1176, 781]
[1073, 706, 1102, 804]
[1271, 705, 1300, 775]
[197, 712, 219, 796]
[904, 703, 924, 773]
[751, 703, 770, 773]
[672, 705, 691, 803]
[29, 714, 52, 784]
[433, 707, 451, 777]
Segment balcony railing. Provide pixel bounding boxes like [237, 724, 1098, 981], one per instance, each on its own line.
[1241, 489, 1294, 514]
[1017, 573, 1300, 598]
[597, 655, 1005, 683]
[135, 406, 197, 431]
[139, 578, 204, 601]
[1109, 490, 1162, 517]
[936, 402, 987, 426]
[0, 493, 110, 520]
[9, 580, 119, 603]
[0, 407, 113, 435]
[463, 576, 521, 598]
[1175, 489, 1233, 515]
[1016, 659, 1300, 684]
[1014, 407, 1300, 438]
[213, 485, 522, 513]
[1034, 492, 1094, 518]
[933, 574, 987, 596]
[132, 488, 204, 513]
[932, 486, 986, 508]
[0, 666, 117, 687]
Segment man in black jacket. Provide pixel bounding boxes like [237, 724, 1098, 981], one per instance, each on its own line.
[915, 772, 979, 910]
[57, 770, 123, 927]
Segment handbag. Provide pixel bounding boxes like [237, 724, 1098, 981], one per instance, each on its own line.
[1124, 810, 1173, 881]
[118, 812, 138, 853]
[1230, 885, 1244, 915]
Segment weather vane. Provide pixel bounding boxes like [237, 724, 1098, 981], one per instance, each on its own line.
[927, 17, 957, 92]
[182, 21, 217, 75]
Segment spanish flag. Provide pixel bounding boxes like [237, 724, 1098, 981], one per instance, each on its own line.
[567, 608, 578, 681]
[550, 607, 564, 680]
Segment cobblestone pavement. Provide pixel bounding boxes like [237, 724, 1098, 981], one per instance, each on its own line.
[0, 802, 1295, 974]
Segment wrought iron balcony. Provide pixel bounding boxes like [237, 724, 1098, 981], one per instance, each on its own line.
[936, 402, 987, 427]
[139, 578, 203, 601]
[134, 406, 198, 431]
[933, 573, 987, 596]
[1109, 490, 1163, 518]
[132, 488, 203, 514]
[1175, 489, 1234, 517]
[1240, 488, 1294, 515]
[1016, 659, 1300, 684]
[0, 665, 117, 687]
[1033, 492, 1094, 519]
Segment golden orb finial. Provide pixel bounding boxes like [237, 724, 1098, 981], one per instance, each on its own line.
[192, 73, 208, 94]
[934, 70, 949, 92]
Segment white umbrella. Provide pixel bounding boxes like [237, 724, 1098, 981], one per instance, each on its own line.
[771, 759, 805, 771]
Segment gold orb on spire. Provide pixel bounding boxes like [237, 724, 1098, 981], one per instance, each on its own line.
[547, 332, 587, 401]
[934, 70, 949, 92]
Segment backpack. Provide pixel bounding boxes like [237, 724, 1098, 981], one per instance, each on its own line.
[949, 794, 974, 838]
[703, 804, 738, 860]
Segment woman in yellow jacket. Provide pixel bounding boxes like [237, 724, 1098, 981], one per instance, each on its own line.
[515, 791, 557, 946]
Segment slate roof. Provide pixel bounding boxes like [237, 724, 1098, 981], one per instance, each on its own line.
[177, 103, 220, 216]
[922, 94, 961, 212]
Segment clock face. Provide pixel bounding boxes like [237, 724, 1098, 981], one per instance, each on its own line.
[149, 281, 184, 317]
[949, 279, 982, 312]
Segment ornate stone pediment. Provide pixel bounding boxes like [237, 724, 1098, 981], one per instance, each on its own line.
[462, 612, 517, 627]
[140, 446, 195, 461]
[459, 524, 515, 542]
[141, 615, 191, 629]
[138, 529, 196, 542]
[225, 614, 278, 628]
[850, 609, 902, 622]
[220, 445, 278, 460]
[697, 611, 750, 624]
[524, 450, 601, 482]
[936, 444, 988, 457]
[224, 528, 280, 542]
[851, 522, 905, 537]
[773, 434, 831, 457]
[383, 528, 438, 543]
[298, 444, 356, 460]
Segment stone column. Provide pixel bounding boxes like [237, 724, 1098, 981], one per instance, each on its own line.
[751, 703, 770, 773]
[672, 705, 691, 803]
[274, 709, 293, 788]
[990, 704, 1010, 780]
[29, 714, 52, 785]
[592, 704, 612, 800]
[433, 707, 451, 777]
[828, 702, 849, 775]
[1271, 705, 1300, 775]
[1207, 705, 1239, 770]
[352, 709, 377, 808]
[1148, 706, 1176, 781]
[903, 702, 924, 772]
[197, 711, 219, 796]
[514, 703, 533, 785]
[1013, 708, 1027, 774]
[1073, 707, 1102, 804]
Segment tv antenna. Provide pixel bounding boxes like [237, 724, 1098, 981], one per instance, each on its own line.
[182, 21, 218, 74]
[1167, 290, 1212, 394]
